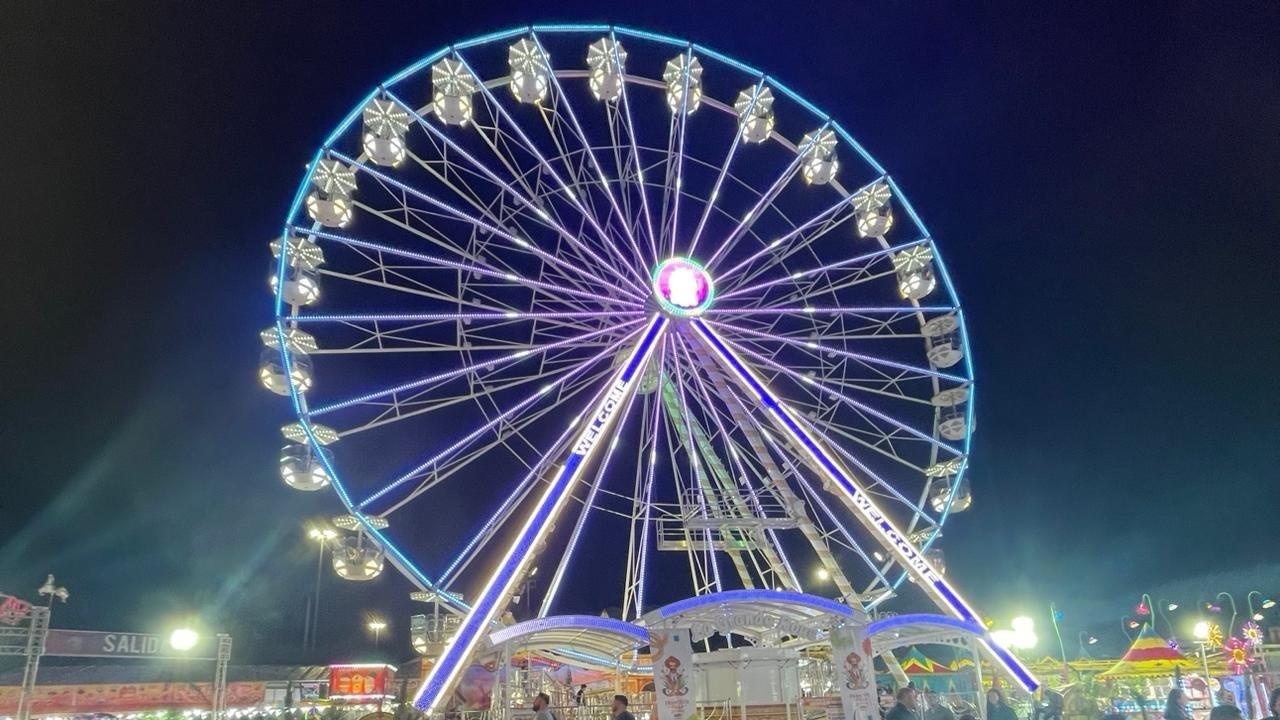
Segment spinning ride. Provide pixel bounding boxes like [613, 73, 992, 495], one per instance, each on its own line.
[262, 25, 1036, 713]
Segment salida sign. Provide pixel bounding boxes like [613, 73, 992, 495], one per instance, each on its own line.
[44, 630, 212, 660]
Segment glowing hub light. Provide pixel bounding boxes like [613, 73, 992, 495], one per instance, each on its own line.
[169, 628, 199, 652]
[652, 257, 714, 317]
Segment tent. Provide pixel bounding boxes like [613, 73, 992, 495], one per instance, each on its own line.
[1098, 626, 1199, 678]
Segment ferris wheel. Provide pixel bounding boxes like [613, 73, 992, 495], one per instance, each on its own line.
[263, 24, 1029, 711]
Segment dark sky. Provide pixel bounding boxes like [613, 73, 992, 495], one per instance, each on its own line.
[2, 1, 1278, 666]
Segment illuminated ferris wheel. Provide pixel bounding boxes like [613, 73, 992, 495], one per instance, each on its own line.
[262, 24, 997, 710]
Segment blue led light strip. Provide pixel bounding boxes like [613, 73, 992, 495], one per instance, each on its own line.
[688, 320, 1038, 693]
[412, 315, 668, 713]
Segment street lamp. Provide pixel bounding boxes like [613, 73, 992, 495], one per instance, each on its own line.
[169, 628, 200, 652]
[305, 523, 337, 653]
[815, 567, 830, 583]
[1247, 591, 1271, 622]
[37, 576, 69, 606]
[368, 618, 387, 647]
[1192, 621, 1216, 708]
[1078, 632, 1098, 658]
[1217, 592, 1239, 636]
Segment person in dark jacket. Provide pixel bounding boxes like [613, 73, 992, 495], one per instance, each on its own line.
[1163, 689, 1191, 720]
[1209, 705, 1243, 720]
[886, 687, 920, 720]
[986, 688, 1018, 720]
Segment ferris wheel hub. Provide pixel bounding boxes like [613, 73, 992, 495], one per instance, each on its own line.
[652, 256, 715, 318]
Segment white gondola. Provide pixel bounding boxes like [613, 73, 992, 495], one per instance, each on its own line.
[509, 39, 550, 104]
[586, 37, 625, 101]
[279, 442, 333, 492]
[280, 421, 339, 446]
[856, 207, 894, 238]
[937, 406, 968, 441]
[894, 245, 937, 300]
[362, 132, 405, 168]
[258, 348, 313, 396]
[930, 477, 972, 513]
[270, 266, 321, 307]
[922, 314, 965, 368]
[924, 547, 946, 575]
[304, 192, 352, 228]
[735, 86, 775, 144]
[269, 235, 325, 272]
[930, 385, 970, 407]
[332, 534, 386, 581]
[432, 59, 476, 126]
[799, 128, 839, 185]
[663, 54, 703, 114]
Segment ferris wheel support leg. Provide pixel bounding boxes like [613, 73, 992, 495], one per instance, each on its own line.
[411, 314, 668, 715]
[687, 319, 1039, 693]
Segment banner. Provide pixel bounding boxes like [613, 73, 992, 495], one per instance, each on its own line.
[831, 623, 878, 720]
[649, 628, 695, 720]
[0, 682, 264, 714]
[44, 629, 216, 659]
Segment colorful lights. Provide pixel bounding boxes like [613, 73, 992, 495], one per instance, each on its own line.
[688, 320, 1037, 692]
[1224, 636, 1255, 674]
[1242, 620, 1263, 648]
[411, 315, 667, 715]
[652, 257, 714, 317]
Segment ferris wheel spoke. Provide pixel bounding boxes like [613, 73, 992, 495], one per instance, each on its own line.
[703, 124, 827, 271]
[719, 196, 861, 292]
[306, 318, 641, 417]
[530, 33, 650, 273]
[378, 362, 621, 520]
[356, 331, 633, 511]
[706, 329, 961, 456]
[686, 80, 763, 259]
[719, 237, 929, 302]
[385, 90, 650, 297]
[706, 318, 966, 384]
[674, 335, 802, 591]
[538, 379, 645, 617]
[669, 339, 726, 592]
[331, 150, 645, 302]
[659, 47, 696, 260]
[451, 54, 653, 294]
[291, 225, 633, 309]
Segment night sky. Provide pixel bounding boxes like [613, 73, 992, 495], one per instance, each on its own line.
[2, 1, 1277, 666]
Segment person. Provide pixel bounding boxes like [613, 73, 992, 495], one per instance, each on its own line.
[924, 691, 955, 720]
[1031, 691, 1062, 720]
[1263, 687, 1280, 720]
[886, 687, 920, 720]
[611, 695, 635, 720]
[577, 685, 587, 707]
[533, 692, 556, 720]
[1164, 689, 1191, 720]
[1209, 705, 1243, 720]
[986, 688, 1018, 720]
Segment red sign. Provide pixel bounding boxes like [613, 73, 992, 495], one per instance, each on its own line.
[0, 595, 31, 625]
[329, 664, 396, 698]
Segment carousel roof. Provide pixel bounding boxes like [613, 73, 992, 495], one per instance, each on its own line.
[1098, 626, 1199, 677]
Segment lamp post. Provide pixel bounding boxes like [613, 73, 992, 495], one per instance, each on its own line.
[1193, 621, 1216, 708]
[1049, 603, 1070, 680]
[1246, 591, 1272, 622]
[306, 524, 337, 653]
[1217, 592, 1239, 637]
[368, 618, 387, 648]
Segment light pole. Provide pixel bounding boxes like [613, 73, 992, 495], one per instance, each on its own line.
[305, 524, 337, 653]
[1218, 592, 1239, 637]
[1193, 621, 1216, 708]
[368, 618, 387, 648]
[1246, 591, 1273, 622]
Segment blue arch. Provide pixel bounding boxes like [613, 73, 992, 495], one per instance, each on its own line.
[652, 588, 855, 620]
[868, 613, 989, 639]
[489, 614, 649, 646]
